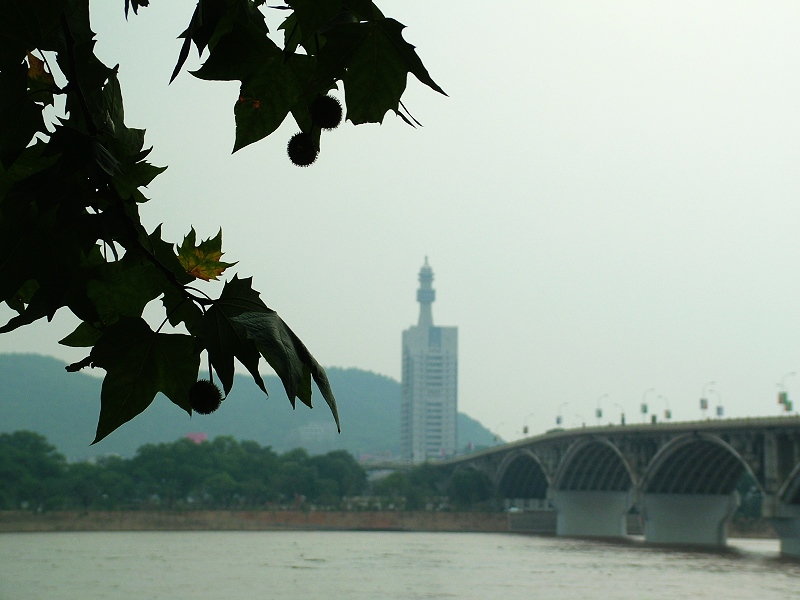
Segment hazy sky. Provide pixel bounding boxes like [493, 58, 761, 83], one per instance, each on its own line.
[2, 1, 800, 442]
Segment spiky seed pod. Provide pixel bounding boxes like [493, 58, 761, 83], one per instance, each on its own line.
[189, 379, 223, 415]
[309, 95, 343, 130]
[287, 132, 319, 167]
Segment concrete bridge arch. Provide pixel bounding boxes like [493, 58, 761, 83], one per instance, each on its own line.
[495, 449, 550, 509]
[549, 437, 636, 537]
[642, 433, 753, 495]
[553, 437, 636, 492]
[639, 433, 753, 545]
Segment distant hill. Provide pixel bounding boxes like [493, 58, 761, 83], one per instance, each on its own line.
[0, 354, 497, 460]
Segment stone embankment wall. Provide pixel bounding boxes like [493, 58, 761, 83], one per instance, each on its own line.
[0, 511, 776, 538]
[0, 510, 511, 533]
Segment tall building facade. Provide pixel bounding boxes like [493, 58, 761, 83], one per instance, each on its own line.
[401, 258, 458, 463]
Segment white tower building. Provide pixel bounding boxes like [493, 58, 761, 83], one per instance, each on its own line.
[401, 258, 458, 463]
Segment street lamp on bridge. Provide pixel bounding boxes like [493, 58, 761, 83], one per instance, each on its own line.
[659, 395, 672, 421]
[708, 389, 723, 418]
[596, 394, 608, 425]
[556, 402, 569, 426]
[613, 402, 626, 426]
[778, 372, 796, 414]
[700, 380, 715, 419]
[522, 412, 537, 436]
[641, 388, 655, 423]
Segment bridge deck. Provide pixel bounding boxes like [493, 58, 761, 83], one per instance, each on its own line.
[439, 415, 800, 466]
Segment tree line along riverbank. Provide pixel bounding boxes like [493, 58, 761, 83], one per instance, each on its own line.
[3, 431, 369, 511]
[1, 430, 495, 512]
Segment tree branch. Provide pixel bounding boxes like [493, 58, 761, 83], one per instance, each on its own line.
[60, 13, 99, 136]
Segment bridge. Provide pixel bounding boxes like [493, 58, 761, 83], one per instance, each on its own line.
[434, 416, 800, 557]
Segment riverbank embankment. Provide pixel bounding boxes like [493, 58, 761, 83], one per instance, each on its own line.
[0, 511, 776, 538]
[0, 510, 511, 533]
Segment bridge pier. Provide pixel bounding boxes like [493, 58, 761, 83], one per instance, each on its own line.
[767, 503, 800, 558]
[549, 491, 632, 538]
[641, 493, 739, 546]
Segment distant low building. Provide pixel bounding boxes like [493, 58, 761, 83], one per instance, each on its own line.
[185, 432, 207, 444]
[401, 258, 458, 463]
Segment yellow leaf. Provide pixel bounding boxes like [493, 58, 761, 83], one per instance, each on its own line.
[177, 228, 236, 281]
[26, 53, 56, 105]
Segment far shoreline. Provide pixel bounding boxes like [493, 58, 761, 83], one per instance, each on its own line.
[0, 510, 776, 539]
[0, 510, 511, 534]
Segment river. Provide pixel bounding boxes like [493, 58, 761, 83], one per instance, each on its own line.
[1, 531, 798, 599]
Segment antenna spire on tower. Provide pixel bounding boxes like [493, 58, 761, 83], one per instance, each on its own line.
[417, 257, 435, 327]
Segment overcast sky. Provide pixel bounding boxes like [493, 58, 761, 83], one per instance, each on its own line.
[2, 1, 800, 442]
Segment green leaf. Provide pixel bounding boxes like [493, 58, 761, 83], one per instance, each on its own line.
[278, 13, 302, 56]
[190, 14, 316, 151]
[177, 227, 236, 281]
[53, 36, 114, 133]
[0, 288, 50, 333]
[41, 124, 94, 171]
[143, 225, 194, 286]
[191, 20, 281, 82]
[192, 0, 229, 53]
[0, 201, 96, 326]
[59, 321, 102, 347]
[93, 141, 121, 176]
[0, 237, 100, 329]
[281, 0, 380, 53]
[0, 0, 67, 68]
[53, 0, 95, 51]
[174, 0, 265, 82]
[286, 0, 342, 45]
[344, 0, 384, 20]
[0, 140, 55, 202]
[194, 36, 314, 151]
[101, 69, 146, 154]
[0, 60, 46, 168]
[316, 18, 445, 125]
[198, 275, 268, 396]
[85, 252, 165, 326]
[162, 285, 204, 332]
[110, 159, 166, 201]
[124, 0, 151, 18]
[89, 317, 201, 443]
[92, 70, 167, 199]
[233, 56, 313, 151]
[5, 279, 39, 313]
[232, 309, 340, 432]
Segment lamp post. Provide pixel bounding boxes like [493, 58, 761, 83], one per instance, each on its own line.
[700, 380, 715, 419]
[778, 372, 796, 414]
[556, 402, 569, 427]
[709, 389, 723, 418]
[641, 388, 655, 423]
[523, 412, 537, 436]
[595, 394, 608, 425]
[613, 402, 626, 426]
[659, 395, 672, 421]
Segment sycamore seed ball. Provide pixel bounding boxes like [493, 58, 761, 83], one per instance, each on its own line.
[287, 132, 319, 167]
[309, 95, 343, 130]
[189, 379, 223, 415]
